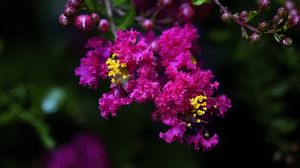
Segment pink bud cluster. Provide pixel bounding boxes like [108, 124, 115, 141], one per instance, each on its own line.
[58, 0, 110, 33]
[134, 0, 196, 31]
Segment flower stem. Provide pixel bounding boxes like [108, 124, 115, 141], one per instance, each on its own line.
[212, 0, 261, 34]
[104, 0, 117, 35]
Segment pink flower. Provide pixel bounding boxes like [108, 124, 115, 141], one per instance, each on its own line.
[110, 30, 155, 73]
[127, 78, 160, 102]
[158, 24, 198, 78]
[75, 37, 111, 89]
[187, 133, 219, 151]
[159, 124, 186, 143]
[215, 95, 232, 117]
[99, 88, 132, 119]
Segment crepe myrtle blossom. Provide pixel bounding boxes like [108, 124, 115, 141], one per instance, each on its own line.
[75, 24, 231, 151]
[153, 70, 230, 151]
[75, 29, 160, 119]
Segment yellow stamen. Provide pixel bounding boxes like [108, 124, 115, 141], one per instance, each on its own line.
[190, 95, 207, 116]
[187, 94, 208, 127]
[191, 56, 197, 64]
[106, 54, 129, 84]
[197, 110, 205, 116]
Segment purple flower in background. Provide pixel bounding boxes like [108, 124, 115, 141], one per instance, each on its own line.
[44, 134, 109, 168]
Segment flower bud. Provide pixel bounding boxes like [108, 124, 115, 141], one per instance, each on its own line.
[75, 14, 94, 32]
[277, 7, 287, 18]
[258, 21, 268, 31]
[151, 41, 159, 53]
[159, 0, 173, 8]
[90, 13, 100, 24]
[288, 15, 300, 28]
[221, 12, 231, 22]
[250, 33, 261, 43]
[64, 5, 77, 17]
[142, 19, 153, 30]
[98, 19, 110, 33]
[239, 11, 248, 22]
[259, 0, 271, 11]
[67, 0, 82, 9]
[179, 3, 195, 21]
[281, 37, 292, 47]
[272, 15, 281, 24]
[58, 14, 72, 26]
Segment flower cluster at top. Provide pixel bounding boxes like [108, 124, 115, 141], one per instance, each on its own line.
[75, 24, 231, 151]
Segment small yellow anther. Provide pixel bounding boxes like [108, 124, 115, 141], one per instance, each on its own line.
[191, 56, 197, 64]
[187, 123, 192, 127]
[106, 54, 129, 84]
[197, 110, 205, 116]
[190, 94, 207, 124]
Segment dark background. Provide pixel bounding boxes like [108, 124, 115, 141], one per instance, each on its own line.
[0, 0, 299, 167]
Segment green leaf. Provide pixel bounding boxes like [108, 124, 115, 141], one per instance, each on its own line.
[274, 33, 284, 43]
[117, 3, 136, 29]
[85, 0, 96, 11]
[19, 112, 56, 149]
[271, 118, 298, 135]
[247, 10, 259, 22]
[85, 0, 107, 18]
[0, 111, 16, 125]
[192, 0, 211, 6]
[113, 0, 128, 7]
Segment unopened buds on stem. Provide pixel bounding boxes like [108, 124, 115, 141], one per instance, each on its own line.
[250, 33, 261, 43]
[98, 19, 110, 33]
[75, 14, 94, 32]
[281, 37, 293, 47]
[221, 12, 231, 22]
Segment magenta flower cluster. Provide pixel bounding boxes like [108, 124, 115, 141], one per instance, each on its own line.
[75, 24, 231, 151]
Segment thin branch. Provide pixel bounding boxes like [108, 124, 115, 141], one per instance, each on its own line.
[212, 0, 261, 34]
[104, 0, 117, 35]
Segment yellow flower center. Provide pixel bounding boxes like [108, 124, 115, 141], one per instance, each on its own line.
[191, 56, 197, 64]
[106, 54, 129, 84]
[187, 95, 207, 127]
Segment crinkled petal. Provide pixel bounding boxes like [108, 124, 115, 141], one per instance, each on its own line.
[187, 133, 219, 151]
[159, 125, 186, 143]
[99, 90, 132, 119]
